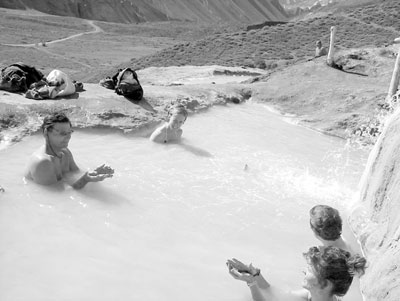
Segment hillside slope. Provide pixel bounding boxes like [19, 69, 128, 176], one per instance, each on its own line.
[0, 0, 288, 24]
[82, 0, 399, 82]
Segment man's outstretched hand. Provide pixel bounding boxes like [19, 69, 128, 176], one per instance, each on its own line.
[86, 164, 114, 182]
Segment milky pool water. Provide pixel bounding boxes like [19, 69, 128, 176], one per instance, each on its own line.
[0, 103, 368, 301]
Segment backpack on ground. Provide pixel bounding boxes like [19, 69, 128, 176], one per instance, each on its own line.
[112, 68, 143, 101]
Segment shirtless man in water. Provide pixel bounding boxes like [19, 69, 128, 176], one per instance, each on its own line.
[26, 112, 114, 189]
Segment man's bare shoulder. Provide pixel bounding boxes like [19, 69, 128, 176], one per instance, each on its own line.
[27, 150, 58, 185]
[28, 148, 51, 164]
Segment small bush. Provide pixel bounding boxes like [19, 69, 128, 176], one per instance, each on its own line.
[254, 58, 266, 69]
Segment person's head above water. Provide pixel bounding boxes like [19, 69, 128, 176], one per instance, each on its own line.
[41, 112, 74, 150]
[310, 205, 342, 241]
[168, 104, 188, 120]
[41, 112, 72, 133]
[167, 104, 188, 129]
[303, 246, 366, 297]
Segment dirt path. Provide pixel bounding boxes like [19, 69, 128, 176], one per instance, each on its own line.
[2, 20, 103, 47]
[1, 20, 102, 69]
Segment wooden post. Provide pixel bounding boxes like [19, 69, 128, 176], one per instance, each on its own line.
[327, 26, 336, 66]
[387, 37, 400, 99]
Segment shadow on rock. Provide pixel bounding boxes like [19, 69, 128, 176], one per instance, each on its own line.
[125, 96, 156, 112]
[63, 92, 80, 100]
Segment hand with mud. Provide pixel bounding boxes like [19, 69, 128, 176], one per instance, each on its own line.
[86, 164, 114, 182]
[226, 258, 260, 283]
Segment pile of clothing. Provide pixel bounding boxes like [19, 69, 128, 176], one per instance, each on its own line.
[0, 63, 84, 100]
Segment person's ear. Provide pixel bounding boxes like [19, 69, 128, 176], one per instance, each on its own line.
[43, 128, 49, 138]
[323, 280, 334, 294]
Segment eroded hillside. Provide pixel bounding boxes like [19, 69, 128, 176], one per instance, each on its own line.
[0, 0, 287, 24]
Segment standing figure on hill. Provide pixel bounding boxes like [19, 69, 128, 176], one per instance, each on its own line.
[309, 205, 352, 252]
[227, 246, 366, 301]
[25, 112, 114, 189]
[150, 104, 188, 144]
[315, 40, 328, 57]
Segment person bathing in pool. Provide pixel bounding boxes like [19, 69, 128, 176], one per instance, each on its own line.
[26, 112, 114, 189]
[309, 205, 353, 253]
[150, 104, 188, 144]
[227, 246, 366, 301]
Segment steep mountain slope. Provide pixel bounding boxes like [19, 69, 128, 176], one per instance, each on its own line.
[0, 0, 288, 24]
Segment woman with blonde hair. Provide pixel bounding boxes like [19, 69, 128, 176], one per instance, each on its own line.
[150, 104, 188, 143]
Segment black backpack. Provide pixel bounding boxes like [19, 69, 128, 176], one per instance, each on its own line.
[0, 63, 44, 92]
[112, 68, 143, 101]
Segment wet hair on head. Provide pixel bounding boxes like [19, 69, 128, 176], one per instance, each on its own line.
[310, 205, 342, 241]
[41, 112, 71, 132]
[304, 246, 366, 297]
[168, 104, 188, 121]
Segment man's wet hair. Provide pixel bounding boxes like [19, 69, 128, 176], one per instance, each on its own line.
[41, 112, 71, 132]
[310, 205, 342, 241]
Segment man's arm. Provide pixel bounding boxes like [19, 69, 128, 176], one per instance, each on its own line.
[69, 164, 114, 190]
[247, 273, 271, 301]
[227, 259, 307, 301]
[71, 172, 90, 189]
[65, 148, 79, 172]
[227, 259, 270, 301]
